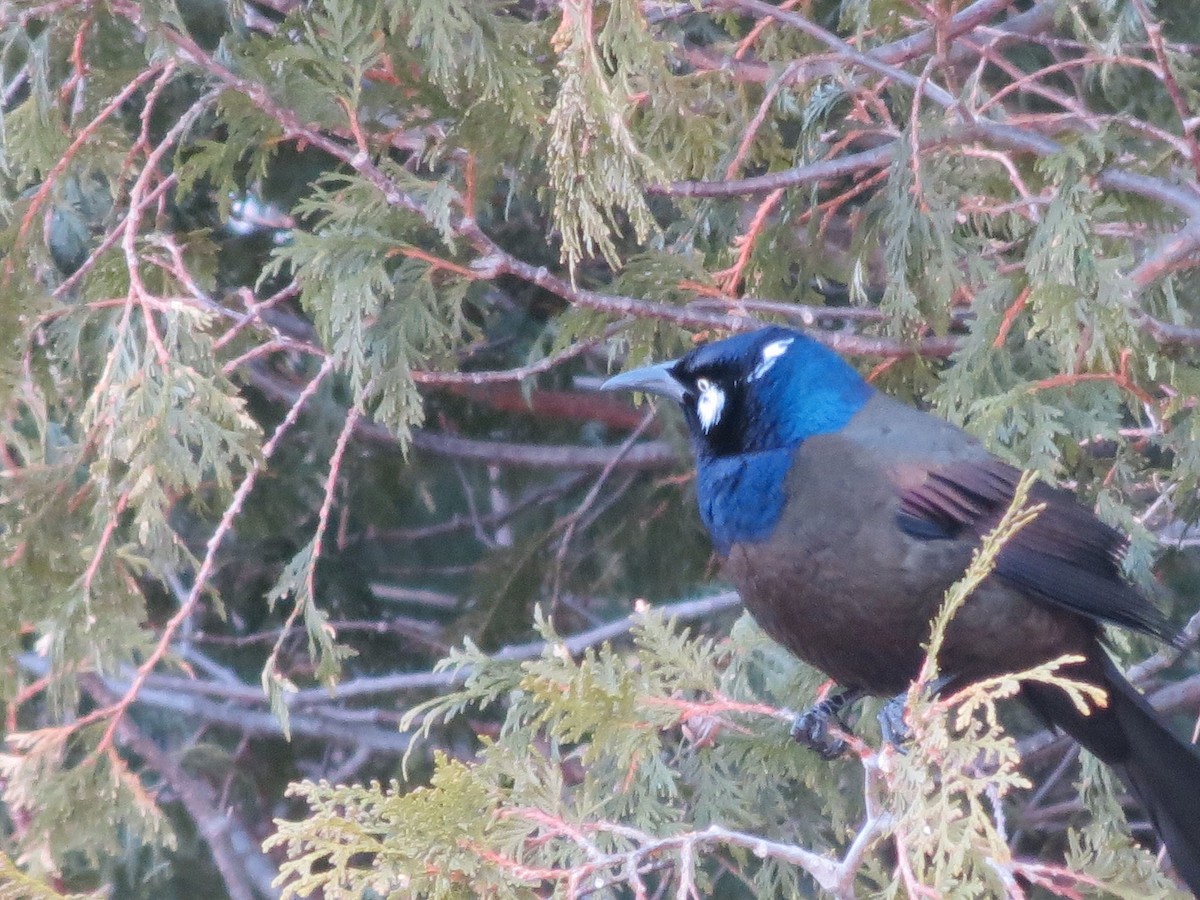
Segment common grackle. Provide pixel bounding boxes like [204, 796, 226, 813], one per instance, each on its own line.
[603, 325, 1200, 893]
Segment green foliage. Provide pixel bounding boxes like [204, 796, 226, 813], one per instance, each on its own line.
[0, 726, 173, 877]
[272, 605, 840, 897]
[0, 852, 99, 900]
[262, 535, 356, 732]
[270, 487, 1119, 897]
[5, 0, 1200, 895]
[270, 507, 1170, 898]
[887, 475, 1098, 895]
[546, 0, 661, 273]
[1066, 757, 1189, 898]
[389, 0, 546, 113]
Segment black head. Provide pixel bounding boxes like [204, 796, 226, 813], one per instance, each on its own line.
[601, 326, 873, 458]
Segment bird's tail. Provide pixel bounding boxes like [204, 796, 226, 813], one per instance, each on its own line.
[1021, 652, 1200, 895]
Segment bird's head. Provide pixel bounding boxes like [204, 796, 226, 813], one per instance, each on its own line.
[602, 326, 873, 458]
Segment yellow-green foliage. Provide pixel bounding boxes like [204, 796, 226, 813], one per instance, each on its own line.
[269, 485, 1178, 898]
[6, 0, 1200, 894]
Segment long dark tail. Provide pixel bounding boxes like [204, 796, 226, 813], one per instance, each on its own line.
[1021, 651, 1200, 895]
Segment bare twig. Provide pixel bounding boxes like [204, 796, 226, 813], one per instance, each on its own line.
[79, 356, 337, 757]
[550, 409, 659, 605]
[81, 676, 280, 900]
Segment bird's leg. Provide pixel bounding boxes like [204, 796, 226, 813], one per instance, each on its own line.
[791, 688, 863, 760]
[877, 693, 910, 751]
[878, 676, 955, 751]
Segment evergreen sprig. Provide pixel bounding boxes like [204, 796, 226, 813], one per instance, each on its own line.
[5, 0, 1200, 894]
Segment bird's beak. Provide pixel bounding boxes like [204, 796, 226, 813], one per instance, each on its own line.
[600, 360, 687, 403]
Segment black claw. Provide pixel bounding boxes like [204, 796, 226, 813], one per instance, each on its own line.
[877, 693, 911, 752]
[790, 689, 862, 760]
[791, 710, 847, 759]
[877, 676, 956, 751]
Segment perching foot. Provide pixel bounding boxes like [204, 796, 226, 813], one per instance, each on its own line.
[877, 693, 911, 752]
[791, 688, 862, 760]
[878, 676, 956, 751]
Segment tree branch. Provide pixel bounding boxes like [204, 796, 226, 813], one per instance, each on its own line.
[81, 676, 280, 900]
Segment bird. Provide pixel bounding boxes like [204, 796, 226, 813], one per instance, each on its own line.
[601, 324, 1200, 894]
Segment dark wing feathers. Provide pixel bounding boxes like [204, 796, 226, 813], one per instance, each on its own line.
[897, 459, 1172, 641]
[995, 550, 1172, 639]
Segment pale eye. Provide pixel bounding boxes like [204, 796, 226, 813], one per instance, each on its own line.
[695, 378, 725, 433]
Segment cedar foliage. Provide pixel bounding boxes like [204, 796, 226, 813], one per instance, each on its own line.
[3, 0, 1200, 896]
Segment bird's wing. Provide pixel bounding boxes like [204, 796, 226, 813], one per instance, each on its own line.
[895, 458, 1172, 641]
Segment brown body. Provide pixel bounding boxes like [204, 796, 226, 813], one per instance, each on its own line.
[712, 393, 1200, 893]
[603, 326, 1200, 892]
[723, 394, 1097, 694]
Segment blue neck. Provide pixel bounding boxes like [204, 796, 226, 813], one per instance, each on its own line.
[696, 448, 798, 554]
[695, 334, 872, 553]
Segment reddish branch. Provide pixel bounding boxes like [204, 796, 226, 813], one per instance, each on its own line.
[993, 286, 1032, 348]
[79, 356, 337, 759]
[81, 676, 278, 900]
[262, 399, 362, 694]
[431, 383, 657, 431]
[713, 188, 785, 294]
[96, 0, 1200, 376]
[19, 4, 1200, 881]
[4, 61, 167, 280]
[1131, 0, 1200, 183]
[1029, 348, 1159, 410]
[245, 361, 678, 469]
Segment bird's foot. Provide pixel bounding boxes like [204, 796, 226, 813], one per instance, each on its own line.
[877, 693, 911, 752]
[790, 689, 862, 760]
[878, 676, 956, 751]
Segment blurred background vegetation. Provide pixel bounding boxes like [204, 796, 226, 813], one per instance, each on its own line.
[5, 0, 1200, 896]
